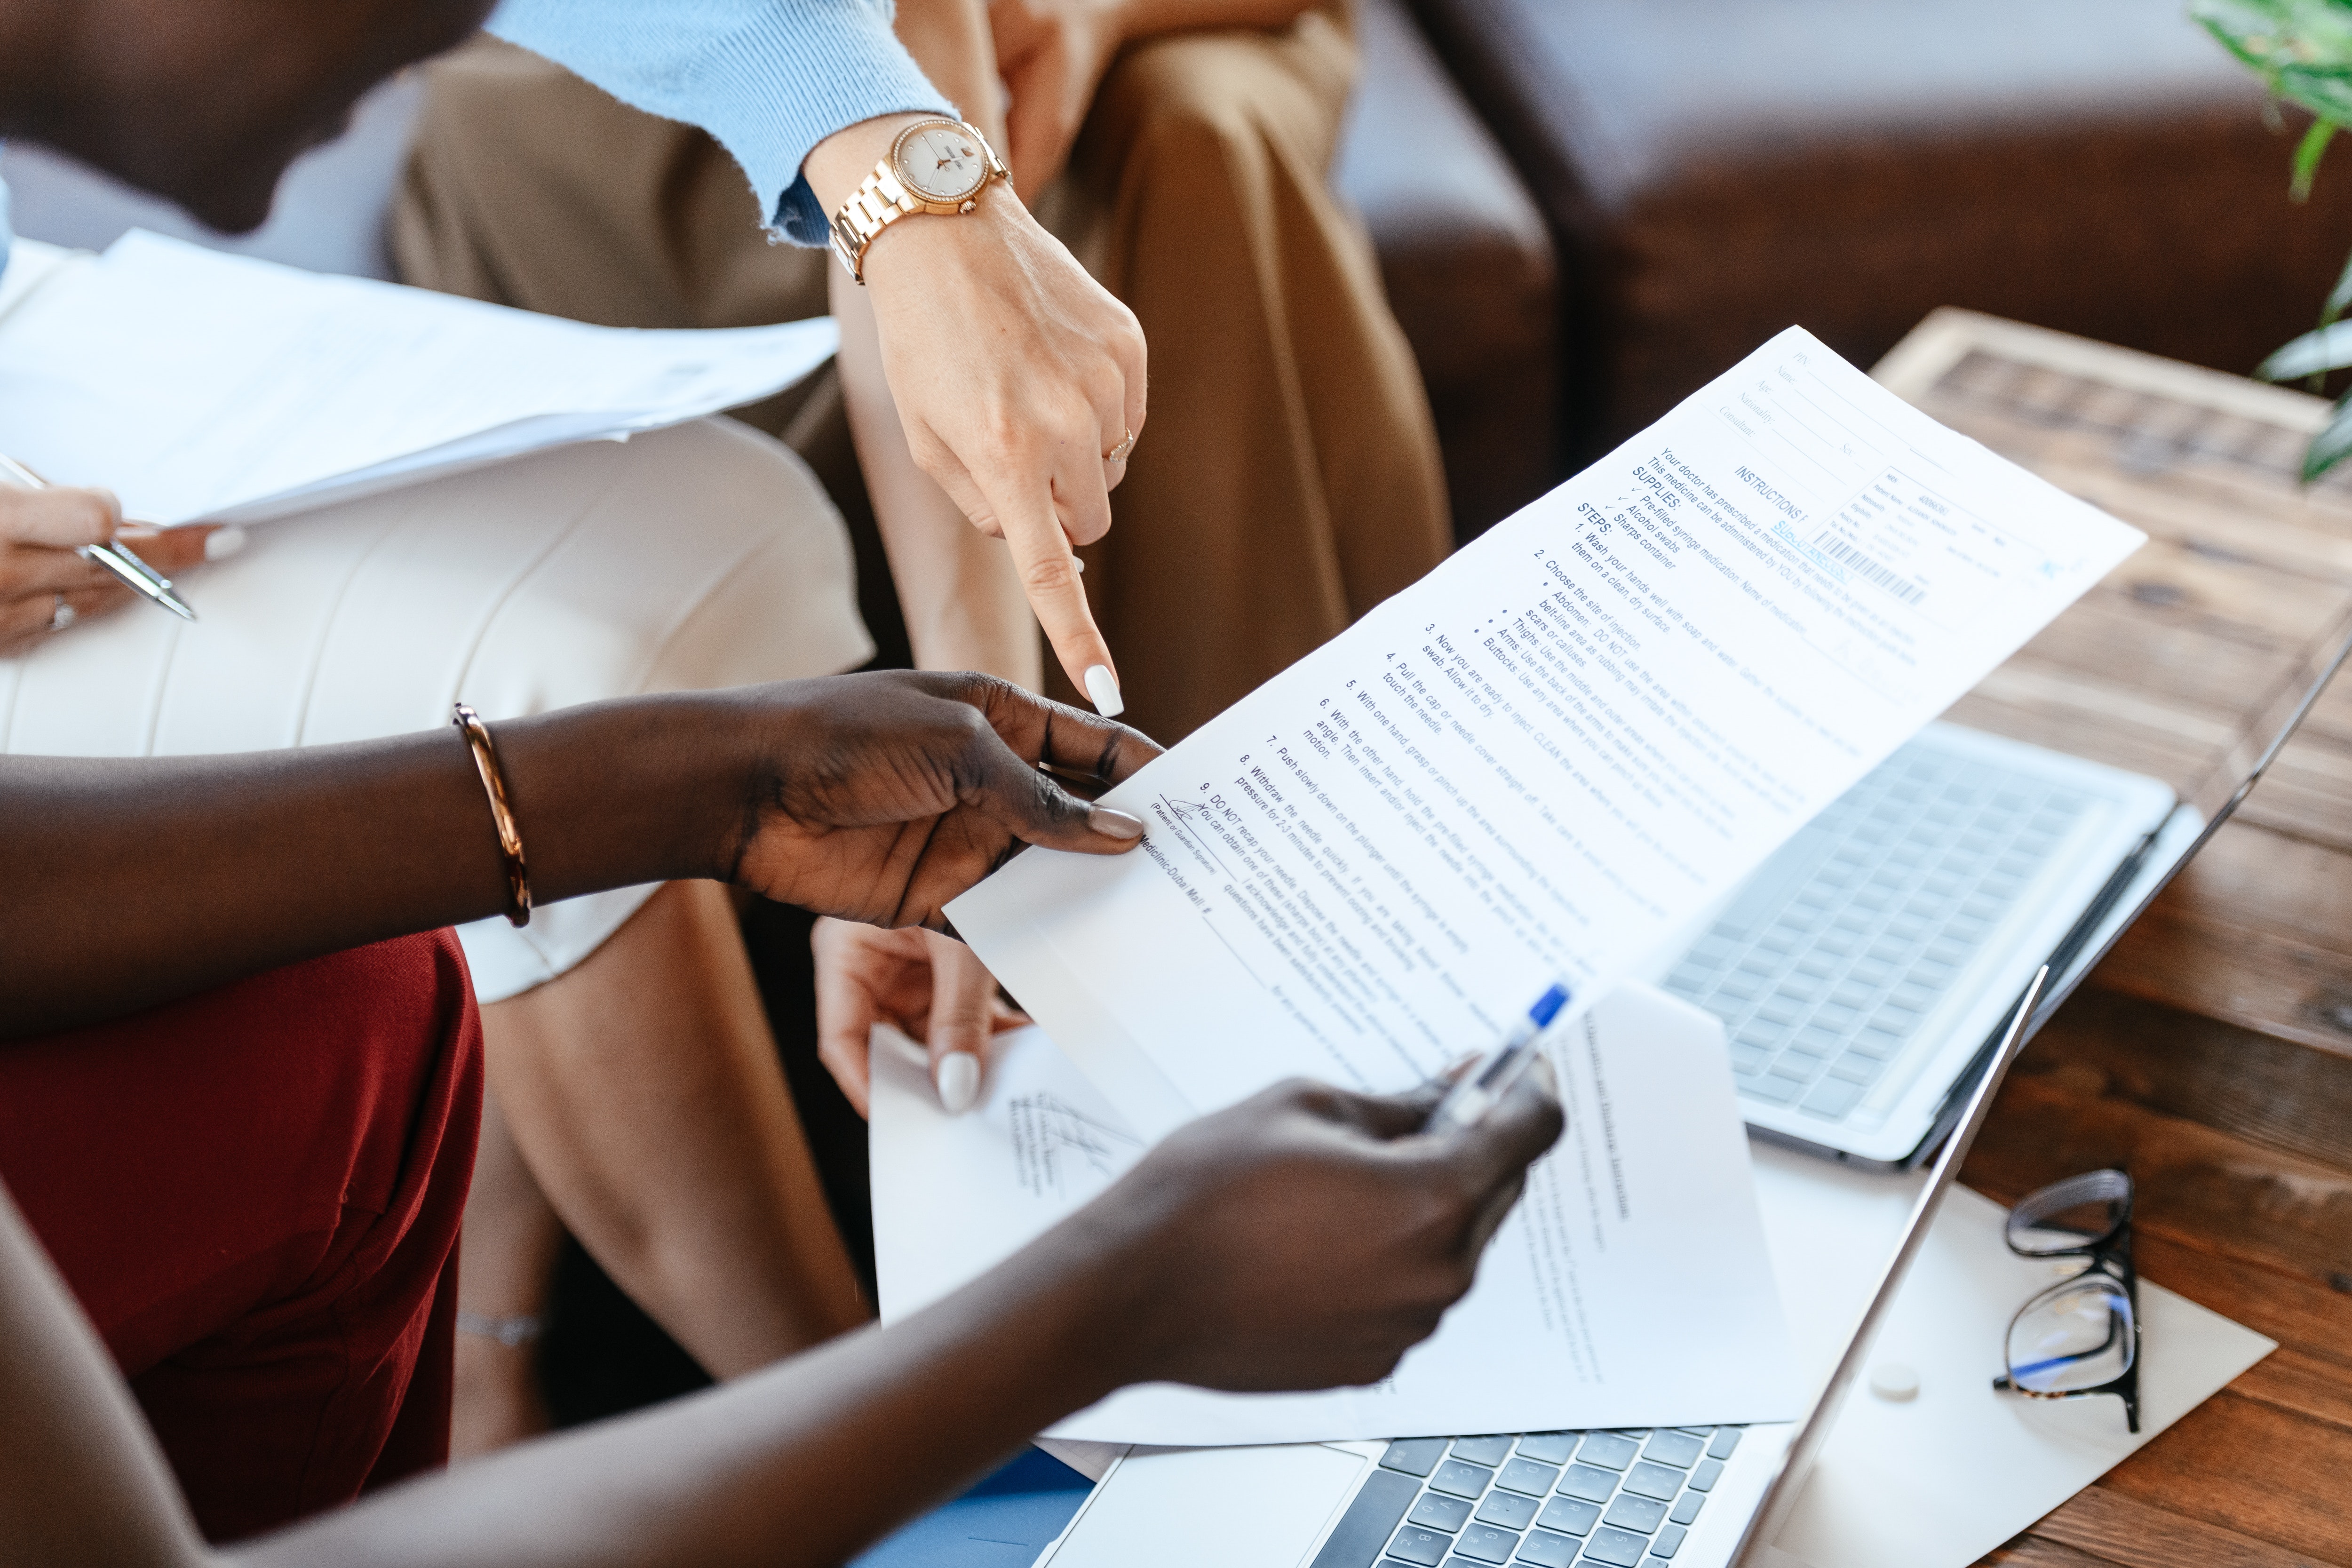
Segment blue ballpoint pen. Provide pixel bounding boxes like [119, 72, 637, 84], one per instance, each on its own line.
[0, 454, 198, 621]
[1427, 980, 1572, 1132]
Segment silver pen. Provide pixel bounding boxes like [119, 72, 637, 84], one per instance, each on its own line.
[1428, 980, 1573, 1132]
[0, 454, 197, 621]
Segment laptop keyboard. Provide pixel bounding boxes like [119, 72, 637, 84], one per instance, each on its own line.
[1662, 739, 2088, 1125]
[1309, 1428, 1743, 1568]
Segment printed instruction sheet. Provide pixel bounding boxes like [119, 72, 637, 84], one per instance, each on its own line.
[948, 327, 2144, 1140]
[869, 985, 1798, 1445]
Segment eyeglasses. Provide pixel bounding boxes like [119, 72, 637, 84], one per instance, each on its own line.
[1990, 1168, 2139, 1433]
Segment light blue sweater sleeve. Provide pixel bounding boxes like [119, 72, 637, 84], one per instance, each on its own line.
[486, 0, 956, 246]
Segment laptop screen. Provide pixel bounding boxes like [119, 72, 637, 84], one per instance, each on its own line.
[1730, 608, 2352, 1564]
[2032, 609, 2352, 1029]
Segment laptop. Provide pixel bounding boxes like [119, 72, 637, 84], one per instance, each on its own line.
[1033, 971, 2045, 1568]
[1020, 618, 2352, 1568]
[1654, 601, 2352, 1169]
[1655, 721, 2169, 1169]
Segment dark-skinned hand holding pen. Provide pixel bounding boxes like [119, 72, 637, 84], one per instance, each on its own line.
[0, 479, 235, 655]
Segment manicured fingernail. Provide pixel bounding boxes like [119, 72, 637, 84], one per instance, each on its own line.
[1088, 804, 1145, 840]
[204, 525, 247, 563]
[935, 1051, 982, 1115]
[1084, 663, 1123, 717]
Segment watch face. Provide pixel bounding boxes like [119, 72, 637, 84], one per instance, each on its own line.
[895, 124, 989, 202]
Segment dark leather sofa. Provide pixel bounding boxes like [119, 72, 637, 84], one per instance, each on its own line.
[1336, 0, 1560, 538]
[1403, 0, 2352, 462]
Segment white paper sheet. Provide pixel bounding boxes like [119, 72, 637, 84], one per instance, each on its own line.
[1743, 1146, 2274, 1568]
[0, 230, 838, 524]
[870, 983, 1798, 1447]
[948, 328, 2145, 1143]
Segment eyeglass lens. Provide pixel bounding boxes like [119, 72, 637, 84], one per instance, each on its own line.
[2006, 1271, 2136, 1393]
[2003, 1169, 2130, 1258]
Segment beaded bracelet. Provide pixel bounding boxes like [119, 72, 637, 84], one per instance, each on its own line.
[452, 701, 532, 928]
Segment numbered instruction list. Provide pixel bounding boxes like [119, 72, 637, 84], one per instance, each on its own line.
[952, 327, 2142, 1138]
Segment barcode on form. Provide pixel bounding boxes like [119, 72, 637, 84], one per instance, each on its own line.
[1811, 533, 1925, 605]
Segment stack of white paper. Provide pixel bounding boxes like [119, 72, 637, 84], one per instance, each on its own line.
[869, 984, 1799, 1447]
[0, 230, 838, 524]
[905, 326, 2142, 1449]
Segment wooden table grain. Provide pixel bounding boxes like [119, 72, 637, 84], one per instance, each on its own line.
[1871, 313, 2352, 1568]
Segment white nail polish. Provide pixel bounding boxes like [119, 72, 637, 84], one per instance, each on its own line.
[935, 1051, 982, 1115]
[1084, 664, 1123, 718]
[203, 525, 247, 563]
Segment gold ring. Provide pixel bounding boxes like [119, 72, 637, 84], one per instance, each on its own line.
[1104, 427, 1137, 464]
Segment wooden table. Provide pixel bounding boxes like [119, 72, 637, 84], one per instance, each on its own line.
[1871, 312, 2352, 1568]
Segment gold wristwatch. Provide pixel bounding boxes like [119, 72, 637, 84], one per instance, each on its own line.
[829, 118, 1010, 283]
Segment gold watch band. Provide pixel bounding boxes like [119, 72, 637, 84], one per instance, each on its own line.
[827, 119, 1007, 284]
[829, 161, 921, 283]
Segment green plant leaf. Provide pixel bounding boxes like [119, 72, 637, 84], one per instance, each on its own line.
[2302, 390, 2352, 480]
[2322, 243, 2352, 322]
[2280, 65, 2352, 122]
[2193, 0, 2302, 70]
[2259, 320, 2352, 378]
[2296, 118, 2340, 195]
[2196, 0, 2352, 122]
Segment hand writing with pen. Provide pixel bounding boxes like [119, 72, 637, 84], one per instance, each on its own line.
[0, 478, 234, 655]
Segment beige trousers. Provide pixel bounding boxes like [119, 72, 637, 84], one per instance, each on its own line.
[392, 7, 1447, 743]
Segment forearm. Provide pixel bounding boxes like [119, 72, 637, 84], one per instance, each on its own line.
[0, 693, 758, 1037]
[831, 268, 1042, 686]
[6, 1062, 1557, 1568]
[896, 0, 1007, 148]
[231, 1216, 1133, 1568]
[826, 0, 1037, 687]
